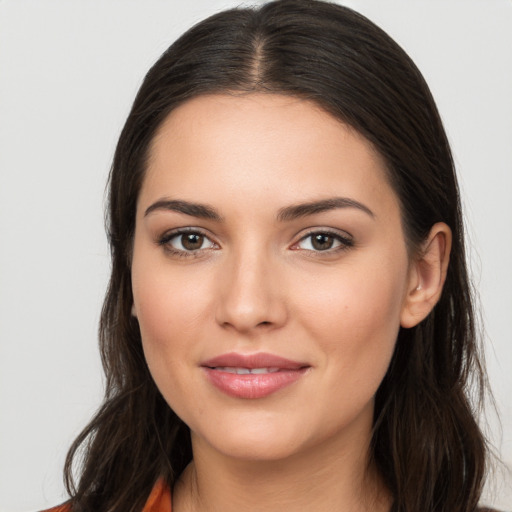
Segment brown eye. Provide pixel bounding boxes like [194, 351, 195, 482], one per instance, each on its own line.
[162, 230, 216, 253]
[181, 233, 205, 250]
[311, 233, 334, 251]
[295, 230, 353, 252]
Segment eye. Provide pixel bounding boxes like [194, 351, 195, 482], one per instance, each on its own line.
[294, 230, 353, 252]
[159, 229, 217, 254]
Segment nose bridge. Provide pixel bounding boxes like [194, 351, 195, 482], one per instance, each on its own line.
[215, 239, 286, 332]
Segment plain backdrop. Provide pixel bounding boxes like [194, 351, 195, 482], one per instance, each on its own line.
[0, 1, 511, 510]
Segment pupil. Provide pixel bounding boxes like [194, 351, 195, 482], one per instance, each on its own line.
[182, 233, 203, 250]
[312, 233, 333, 250]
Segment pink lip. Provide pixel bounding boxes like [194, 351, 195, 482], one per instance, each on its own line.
[201, 352, 310, 399]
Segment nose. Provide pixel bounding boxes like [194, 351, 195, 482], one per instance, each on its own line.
[215, 247, 288, 334]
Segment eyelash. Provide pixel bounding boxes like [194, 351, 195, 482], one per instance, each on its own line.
[157, 228, 354, 257]
[292, 229, 354, 254]
[158, 228, 218, 258]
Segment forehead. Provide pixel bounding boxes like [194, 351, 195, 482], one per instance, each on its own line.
[140, 93, 398, 218]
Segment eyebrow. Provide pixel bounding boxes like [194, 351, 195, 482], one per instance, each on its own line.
[277, 197, 375, 221]
[144, 196, 374, 222]
[144, 199, 222, 221]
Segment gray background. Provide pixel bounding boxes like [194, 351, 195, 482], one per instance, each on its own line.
[0, 1, 510, 510]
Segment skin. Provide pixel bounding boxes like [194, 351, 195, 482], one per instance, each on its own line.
[131, 94, 451, 512]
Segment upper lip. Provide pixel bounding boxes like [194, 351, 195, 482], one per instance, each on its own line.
[201, 352, 309, 370]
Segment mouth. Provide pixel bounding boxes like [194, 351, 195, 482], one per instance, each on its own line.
[210, 367, 281, 374]
[201, 352, 310, 399]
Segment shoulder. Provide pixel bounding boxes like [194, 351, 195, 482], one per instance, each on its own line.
[39, 505, 70, 512]
[39, 479, 171, 512]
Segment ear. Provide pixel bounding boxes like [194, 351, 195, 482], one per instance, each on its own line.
[400, 222, 452, 328]
[131, 303, 138, 318]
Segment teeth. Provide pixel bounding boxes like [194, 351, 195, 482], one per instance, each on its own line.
[214, 367, 280, 375]
[251, 367, 281, 374]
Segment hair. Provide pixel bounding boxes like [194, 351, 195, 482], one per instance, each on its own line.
[63, 1, 490, 511]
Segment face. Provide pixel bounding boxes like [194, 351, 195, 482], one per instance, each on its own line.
[131, 94, 415, 462]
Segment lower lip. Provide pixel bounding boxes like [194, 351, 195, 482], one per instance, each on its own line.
[202, 367, 308, 399]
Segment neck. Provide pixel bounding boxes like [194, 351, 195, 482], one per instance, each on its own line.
[172, 427, 391, 512]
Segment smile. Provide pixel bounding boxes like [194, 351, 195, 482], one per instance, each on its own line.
[201, 353, 310, 399]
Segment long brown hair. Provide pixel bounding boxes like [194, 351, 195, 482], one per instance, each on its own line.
[64, 1, 490, 511]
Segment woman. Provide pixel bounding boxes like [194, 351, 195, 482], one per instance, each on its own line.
[45, 1, 494, 511]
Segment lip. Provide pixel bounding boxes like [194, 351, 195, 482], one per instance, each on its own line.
[201, 352, 310, 399]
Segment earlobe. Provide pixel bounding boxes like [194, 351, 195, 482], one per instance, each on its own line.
[400, 222, 452, 328]
[131, 304, 137, 318]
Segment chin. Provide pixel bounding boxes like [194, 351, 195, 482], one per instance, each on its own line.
[209, 437, 305, 462]
[191, 415, 312, 462]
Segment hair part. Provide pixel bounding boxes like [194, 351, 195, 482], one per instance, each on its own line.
[64, 2, 490, 511]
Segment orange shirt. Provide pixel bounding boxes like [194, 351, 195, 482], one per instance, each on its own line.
[42, 479, 172, 512]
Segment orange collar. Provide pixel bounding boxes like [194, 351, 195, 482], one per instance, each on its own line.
[45, 479, 171, 512]
[142, 479, 172, 512]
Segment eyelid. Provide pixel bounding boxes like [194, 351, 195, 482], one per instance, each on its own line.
[290, 228, 354, 252]
[157, 227, 219, 255]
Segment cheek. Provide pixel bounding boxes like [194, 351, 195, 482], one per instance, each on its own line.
[300, 257, 405, 324]
[130, 256, 215, 403]
[132, 258, 211, 341]
[131, 267, 214, 427]
[296, 255, 407, 381]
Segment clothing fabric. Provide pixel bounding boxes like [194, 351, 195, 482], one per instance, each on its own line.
[40, 479, 172, 512]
